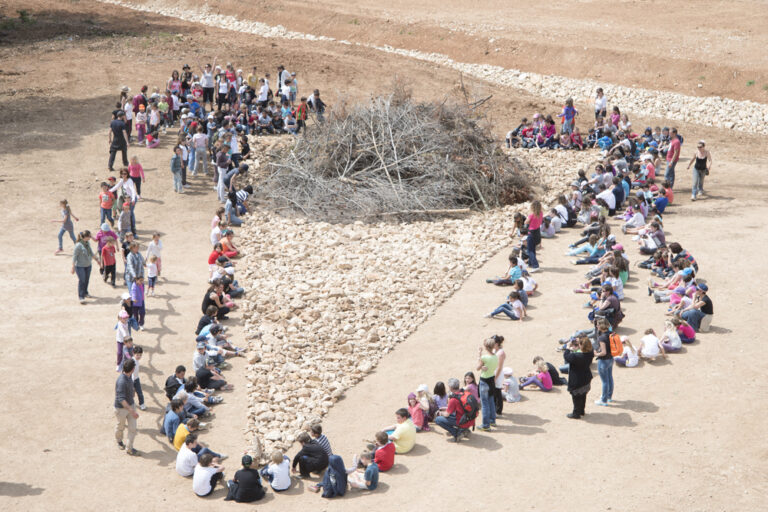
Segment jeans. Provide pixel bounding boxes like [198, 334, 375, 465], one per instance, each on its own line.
[108, 144, 128, 170]
[597, 358, 614, 402]
[131, 176, 142, 196]
[173, 172, 183, 193]
[134, 378, 145, 406]
[692, 169, 705, 198]
[129, 201, 136, 235]
[188, 147, 196, 174]
[194, 148, 208, 174]
[526, 228, 540, 269]
[100, 207, 114, 226]
[681, 309, 706, 331]
[435, 414, 459, 438]
[75, 265, 91, 300]
[478, 378, 496, 428]
[489, 303, 519, 320]
[58, 225, 76, 250]
[225, 200, 242, 226]
[664, 160, 677, 188]
[192, 445, 222, 459]
[186, 402, 208, 417]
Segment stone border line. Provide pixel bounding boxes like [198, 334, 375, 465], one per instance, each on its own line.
[99, 0, 768, 134]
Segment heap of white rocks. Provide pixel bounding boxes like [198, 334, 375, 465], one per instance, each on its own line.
[237, 208, 531, 458]
[100, 0, 768, 134]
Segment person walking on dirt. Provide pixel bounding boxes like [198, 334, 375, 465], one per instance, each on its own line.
[686, 140, 712, 201]
[115, 358, 140, 456]
[108, 111, 130, 171]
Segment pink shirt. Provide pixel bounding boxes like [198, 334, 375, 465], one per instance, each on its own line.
[128, 163, 145, 179]
[538, 371, 553, 390]
[527, 212, 543, 231]
[678, 324, 695, 340]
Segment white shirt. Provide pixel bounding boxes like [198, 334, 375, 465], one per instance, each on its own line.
[640, 334, 660, 357]
[626, 212, 645, 228]
[147, 262, 158, 279]
[502, 377, 521, 402]
[511, 299, 524, 318]
[123, 101, 133, 120]
[265, 459, 291, 491]
[201, 71, 214, 88]
[597, 189, 616, 210]
[595, 94, 607, 113]
[258, 84, 269, 102]
[116, 321, 130, 342]
[664, 329, 682, 350]
[210, 226, 221, 246]
[554, 204, 568, 223]
[551, 216, 563, 232]
[521, 276, 537, 293]
[176, 444, 198, 477]
[110, 178, 138, 202]
[193, 464, 219, 495]
[621, 346, 639, 367]
[146, 240, 163, 259]
[608, 277, 624, 300]
[131, 358, 141, 381]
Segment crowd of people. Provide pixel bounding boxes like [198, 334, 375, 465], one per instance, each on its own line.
[54, 61, 716, 502]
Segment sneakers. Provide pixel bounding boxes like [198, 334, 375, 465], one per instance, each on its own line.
[484, 313, 493, 318]
[691, 196, 696, 201]
[489, 422, 497, 427]
[54, 249, 63, 254]
[198, 422, 208, 429]
[485, 279, 493, 283]
[594, 399, 609, 406]
[126, 448, 140, 456]
[477, 426, 491, 432]
[139, 404, 147, 411]
[566, 413, 581, 419]
[621, 225, 627, 234]
[528, 267, 540, 274]
[219, 454, 229, 461]
[117, 440, 126, 450]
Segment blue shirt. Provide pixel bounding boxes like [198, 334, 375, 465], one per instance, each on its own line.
[163, 411, 180, 442]
[655, 196, 669, 214]
[508, 266, 522, 281]
[364, 463, 379, 490]
[621, 179, 630, 200]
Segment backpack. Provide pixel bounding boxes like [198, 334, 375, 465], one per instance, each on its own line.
[453, 391, 479, 426]
[565, 204, 578, 227]
[609, 332, 623, 357]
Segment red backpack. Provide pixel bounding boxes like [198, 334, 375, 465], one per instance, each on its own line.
[453, 391, 479, 426]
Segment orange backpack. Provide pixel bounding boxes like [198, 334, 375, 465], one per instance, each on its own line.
[609, 332, 623, 357]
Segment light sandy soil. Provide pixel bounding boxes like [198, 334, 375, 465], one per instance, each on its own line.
[1, 1, 767, 511]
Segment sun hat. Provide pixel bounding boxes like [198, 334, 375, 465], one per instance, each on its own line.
[416, 384, 428, 394]
[121, 292, 131, 300]
[503, 367, 514, 376]
[698, 140, 706, 146]
[101, 222, 111, 232]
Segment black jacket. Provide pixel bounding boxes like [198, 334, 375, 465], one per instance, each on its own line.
[292, 441, 329, 470]
[564, 349, 594, 392]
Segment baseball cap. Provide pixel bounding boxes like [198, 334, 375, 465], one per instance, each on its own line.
[120, 292, 131, 300]
[206, 357, 216, 365]
[503, 367, 514, 376]
[416, 384, 428, 393]
[197, 342, 206, 349]
[698, 283, 709, 291]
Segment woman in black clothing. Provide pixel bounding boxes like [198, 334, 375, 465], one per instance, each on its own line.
[202, 281, 231, 319]
[563, 336, 594, 419]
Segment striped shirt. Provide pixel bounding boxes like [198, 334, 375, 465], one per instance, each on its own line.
[235, 190, 250, 203]
[314, 434, 332, 456]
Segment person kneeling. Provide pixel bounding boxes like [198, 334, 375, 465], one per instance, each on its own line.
[346, 452, 379, 491]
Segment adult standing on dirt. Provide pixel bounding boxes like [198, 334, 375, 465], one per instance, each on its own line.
[476, 337, 498, 431]
[664, 127, 681, 188]
[492, 335, 506, 415]
[197, 58, 217, 112]
[71, 230, 101, 304]
[563, 336, 594, 419]
[686, 140, 712, 201]
[108, 111, 130, 172]
[115, 358, 140, 456]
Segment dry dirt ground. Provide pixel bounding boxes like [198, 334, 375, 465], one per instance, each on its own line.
[0, 1, 766, 511]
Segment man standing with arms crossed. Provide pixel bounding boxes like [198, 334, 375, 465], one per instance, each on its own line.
[664, 127, 681, 188]
[115, 358, 140, 456]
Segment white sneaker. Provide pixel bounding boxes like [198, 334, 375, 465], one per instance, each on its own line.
[594, 400, 609, 406]
[139, 404, 147, 410]
[528, 267, 540, 273]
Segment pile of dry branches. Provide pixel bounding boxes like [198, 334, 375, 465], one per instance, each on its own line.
[259, 89, 530, 221]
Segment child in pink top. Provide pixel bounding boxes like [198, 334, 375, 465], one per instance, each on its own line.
[407, 393, 428, 432]
[128, 156, 145, 198]
[464, 372, 479, 401]
[519, 361, 553, 391]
